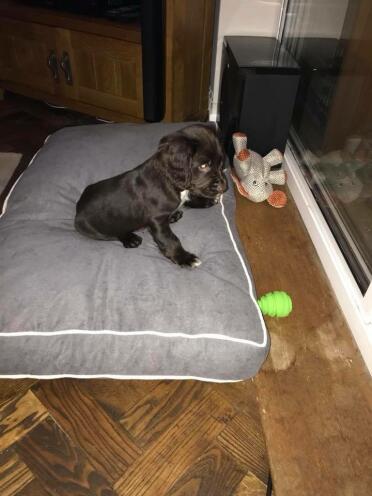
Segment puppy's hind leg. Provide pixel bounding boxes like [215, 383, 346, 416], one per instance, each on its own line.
[119, 232, 143, 248]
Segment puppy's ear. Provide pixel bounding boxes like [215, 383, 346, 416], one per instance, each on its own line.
[157, 133, 197, 189]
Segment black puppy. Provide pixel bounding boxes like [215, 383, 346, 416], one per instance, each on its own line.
[75, 124, 228, 268]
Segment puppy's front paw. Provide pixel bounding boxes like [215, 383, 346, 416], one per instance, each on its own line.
[190, 256, 202, 268]
[174, 250, 201, 268]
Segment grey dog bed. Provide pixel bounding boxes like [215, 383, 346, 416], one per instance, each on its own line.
[0, 122, 269, 381]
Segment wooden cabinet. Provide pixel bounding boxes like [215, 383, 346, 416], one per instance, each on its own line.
[0, 17, 143, 120]
[0, 0, 215, 122]
[0, 18, 57, 96]
[58, 30, 143, 119]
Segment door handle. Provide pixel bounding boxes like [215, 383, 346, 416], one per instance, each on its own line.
[47, 50, 59, 81]
[60, 51, 73, 85]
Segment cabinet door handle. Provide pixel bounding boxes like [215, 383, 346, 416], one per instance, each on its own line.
[60, 51, 73, 85]
[47, 50, 59, 81]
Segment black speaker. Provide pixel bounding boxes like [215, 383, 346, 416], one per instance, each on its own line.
[140, 0, 164, 122]
[219, 37, 300, 159]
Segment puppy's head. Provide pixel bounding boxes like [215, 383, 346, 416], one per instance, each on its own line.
[157, 124, 228, 197]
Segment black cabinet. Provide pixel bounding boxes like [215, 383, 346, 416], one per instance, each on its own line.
[219, 36, 300, 158]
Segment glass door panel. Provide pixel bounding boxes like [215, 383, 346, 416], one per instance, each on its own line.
[282, 0, 372, 294]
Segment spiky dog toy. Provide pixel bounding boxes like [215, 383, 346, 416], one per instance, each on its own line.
[231, 132, 287, 208]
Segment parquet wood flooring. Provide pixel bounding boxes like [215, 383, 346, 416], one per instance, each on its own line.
[0, 379, 268, 496]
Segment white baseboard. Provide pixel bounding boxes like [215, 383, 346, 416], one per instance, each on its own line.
[285, 145, 372, 375]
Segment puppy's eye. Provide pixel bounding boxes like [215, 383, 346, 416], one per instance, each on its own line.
[199, 162, 211, 171]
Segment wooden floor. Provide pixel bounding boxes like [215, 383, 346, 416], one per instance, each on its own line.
[0, 378, 268, 496]
[1, 92, 372, 496]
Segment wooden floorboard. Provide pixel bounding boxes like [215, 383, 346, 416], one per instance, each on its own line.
[163, 445, 246, 496]
[0, 390, 48, 452]
[209, 380, 262, 424]
[234, 473, 267, 496]
[114, 391, 235, 495]
[16, 416, 116, 496]
[0, 380, 37, 407]
[81, 379, 160, 422]
[217, 411, 268, 483]
[32, 379, 141, 483]
[0, 450, 34, 496]
[119, 380, 205, 447]
[14, 479, 51, 496]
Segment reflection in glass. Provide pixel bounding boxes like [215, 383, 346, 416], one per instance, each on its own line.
[282, 0, 372, 291]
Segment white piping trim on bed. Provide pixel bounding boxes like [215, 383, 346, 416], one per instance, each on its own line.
[0, 328, 264, 346]
[0, 137, 267, 349]
[0, 374, 241, 383]
[219, 195, 268, 347]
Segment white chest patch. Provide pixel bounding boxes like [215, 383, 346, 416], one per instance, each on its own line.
[179, 190, 190, 208]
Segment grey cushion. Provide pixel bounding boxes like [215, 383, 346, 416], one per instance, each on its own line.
[0, 122, 269, 381]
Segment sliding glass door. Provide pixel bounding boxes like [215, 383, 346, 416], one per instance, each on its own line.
[281, 0, 372, 297]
